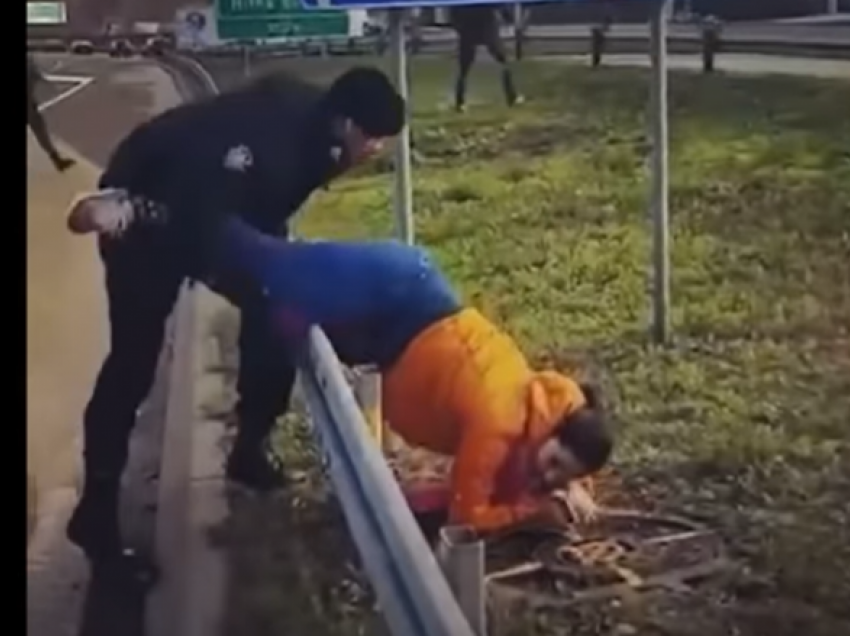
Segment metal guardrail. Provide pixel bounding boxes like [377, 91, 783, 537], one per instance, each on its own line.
[166, 55, 478, 636]
[301, 329, 476, 636]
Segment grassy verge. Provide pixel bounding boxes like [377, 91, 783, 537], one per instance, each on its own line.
[212, 58, 850, 635]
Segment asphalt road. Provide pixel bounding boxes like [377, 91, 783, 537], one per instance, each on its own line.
[27, 55, 184, 636]
[35, 55, 176, 166]
[34, 81, 78, 108]
[188, 18, 849, 88]
[194, 48, 850, 100]
[352, 21, 850, 49]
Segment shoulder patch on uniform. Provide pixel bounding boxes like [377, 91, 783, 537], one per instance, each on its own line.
[224, 144, 253, 172]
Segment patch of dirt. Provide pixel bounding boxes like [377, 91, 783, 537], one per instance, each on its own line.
[485, 510, 730, 613]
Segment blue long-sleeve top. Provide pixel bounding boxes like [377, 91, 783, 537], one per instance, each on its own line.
[207, 216, 462, 368]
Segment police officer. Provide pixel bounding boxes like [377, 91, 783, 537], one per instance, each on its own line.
[450, 4, 523, 112]
[27, 54, 75, 172]
[66, 67, 405, 578]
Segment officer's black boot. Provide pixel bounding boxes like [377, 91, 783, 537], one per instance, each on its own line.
[226, 435, 288, 493]
[48, 150, 75, 172]
[53, 155, 75, 172]
[67, 474, 122, 558]
[502, 67, 523, 107]
[67, 474, 158, 588]
[454, 76, 467, 113]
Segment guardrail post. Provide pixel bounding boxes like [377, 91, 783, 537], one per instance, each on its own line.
[701, 20, 721, 74]
[242, 45, 252, 78]
[590, 24, 608, 68]
[351, 366, 385, 450]
[389, 9, 415, 245]
[649, 0, 671, 344]
[437, 526, 487, 635]
[409, 14, 422, 55]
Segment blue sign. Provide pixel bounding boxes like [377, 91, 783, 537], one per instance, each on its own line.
[186, 10, 207, 31]
[302, 0, 560, 9]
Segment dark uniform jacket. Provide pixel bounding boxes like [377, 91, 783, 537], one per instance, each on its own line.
[99, 74, 348, 250]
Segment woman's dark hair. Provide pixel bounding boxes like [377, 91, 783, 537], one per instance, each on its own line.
[553, 384, 613, 473]
[579, 383, 600, 409]
[325, 67, 405, 138]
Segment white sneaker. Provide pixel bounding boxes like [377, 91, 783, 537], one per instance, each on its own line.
[66, 189, 137, 237]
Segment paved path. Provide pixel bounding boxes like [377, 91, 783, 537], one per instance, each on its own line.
[39, 57, 180, 166]
[28, 55, 229, 636]
[412, 21, 850, 47]
[27, 57, 182, 544]
[562, 52, 850, 78]
[27, 137, 106, 529]
[27, 58, 187, 636]
[26, 134, 104, 636]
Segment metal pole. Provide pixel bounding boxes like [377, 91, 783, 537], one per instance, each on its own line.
[243, 45, 252, 78]
[389, 9, 415, 245]
[827, 0, 839, 15]
[437, 526, 486, 635]
[352, 366, 385, 451]
[513, 4, 524, 60]
[649, 0, 670, 344]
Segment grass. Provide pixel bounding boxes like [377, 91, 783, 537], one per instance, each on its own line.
[209, 57, 850, 635]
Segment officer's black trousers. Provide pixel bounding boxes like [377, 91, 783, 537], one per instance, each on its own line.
[454, 32, 518, 108]
[82, 226, 296, 485]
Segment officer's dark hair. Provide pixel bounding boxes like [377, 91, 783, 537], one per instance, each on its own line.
[325, 67, 405, 139]
[552, 384, 613, 474]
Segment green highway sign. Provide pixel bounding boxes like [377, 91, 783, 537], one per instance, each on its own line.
[216, 0, 349, 40]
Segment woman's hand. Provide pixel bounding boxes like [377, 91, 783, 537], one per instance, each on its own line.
[552, 482, 600, 525]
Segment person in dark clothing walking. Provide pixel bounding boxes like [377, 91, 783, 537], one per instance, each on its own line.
[450, 4, 523, 112]
[64, 67, 405, 580]
[27, 55, 75, 172]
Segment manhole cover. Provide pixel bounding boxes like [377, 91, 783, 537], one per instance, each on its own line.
[485, 509, 730, 608]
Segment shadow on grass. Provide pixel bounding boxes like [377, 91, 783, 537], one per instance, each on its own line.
[210, 457, 385, 636]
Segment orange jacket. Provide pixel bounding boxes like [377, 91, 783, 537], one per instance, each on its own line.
[382, 308, 587, 532]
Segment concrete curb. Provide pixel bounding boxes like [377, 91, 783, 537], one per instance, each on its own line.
[146, 287, 230, 636]
[144, 60, 231, 636]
